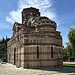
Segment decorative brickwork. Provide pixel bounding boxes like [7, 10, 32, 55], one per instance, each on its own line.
[7, 7, 63, 68]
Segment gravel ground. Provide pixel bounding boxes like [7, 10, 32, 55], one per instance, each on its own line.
[0, 63, 75, 75]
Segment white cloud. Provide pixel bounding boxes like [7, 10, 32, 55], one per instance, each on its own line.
[6, 0, 58, 24]
[6, 17, 14, 24]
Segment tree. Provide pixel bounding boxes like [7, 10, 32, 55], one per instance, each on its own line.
[2, 37, 4, 43]
[68, 28, 75, 57]
[0, 37, 10, 59]
[62, 48, 68, 57]
[65, 43, 73, 57]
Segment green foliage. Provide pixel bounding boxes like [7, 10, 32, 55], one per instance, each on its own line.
[63, 63, 75, 67]
[0, 37, 10, 58]
[62, 48, 68, 57]
[2, 37, 4, 43]
[65, 28, 75, 58]
[65, 43, 73, 57]
[68, 28, 75, 44]
[68, 28, 75, 57]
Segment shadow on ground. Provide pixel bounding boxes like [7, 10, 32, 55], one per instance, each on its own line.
[29, 66, 75, 73]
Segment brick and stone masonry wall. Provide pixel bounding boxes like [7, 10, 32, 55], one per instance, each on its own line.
[7, 30, 62, 68]
[20, 45, 62, 68]
[7, 7, 62, 68]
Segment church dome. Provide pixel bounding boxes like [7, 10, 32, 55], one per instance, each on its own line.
[32, 16, 56, 25]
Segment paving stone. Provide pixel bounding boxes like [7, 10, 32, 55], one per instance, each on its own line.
[0, 63, 75, 75]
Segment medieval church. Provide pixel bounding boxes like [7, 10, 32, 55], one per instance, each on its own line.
[7, 7, 63, 68]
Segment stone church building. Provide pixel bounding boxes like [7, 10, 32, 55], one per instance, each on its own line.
[7, 7, 63, 68]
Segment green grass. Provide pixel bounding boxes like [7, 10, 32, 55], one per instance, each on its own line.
[63, 63, 75, 67]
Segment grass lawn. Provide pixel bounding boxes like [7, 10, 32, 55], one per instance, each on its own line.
[63, 63, 75, 67]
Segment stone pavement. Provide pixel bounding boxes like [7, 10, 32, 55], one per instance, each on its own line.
[0, 63, 75, 75]
[63, 62, 75, 64]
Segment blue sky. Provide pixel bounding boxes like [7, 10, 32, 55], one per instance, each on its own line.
[0, 0, 75, 47]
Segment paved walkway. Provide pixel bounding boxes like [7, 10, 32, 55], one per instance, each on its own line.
[63, 62, 75, 64]
[0, 63, 75, 75]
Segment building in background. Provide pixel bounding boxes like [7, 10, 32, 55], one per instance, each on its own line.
[7, 7, 63, 68]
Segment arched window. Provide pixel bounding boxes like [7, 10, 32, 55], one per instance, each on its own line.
[26, 14, 30, 19]
[33, 14, 36, 19]
[51, 46, 53, 58]
[37, 46, 39, 59]
[14, 48, 16, 65]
